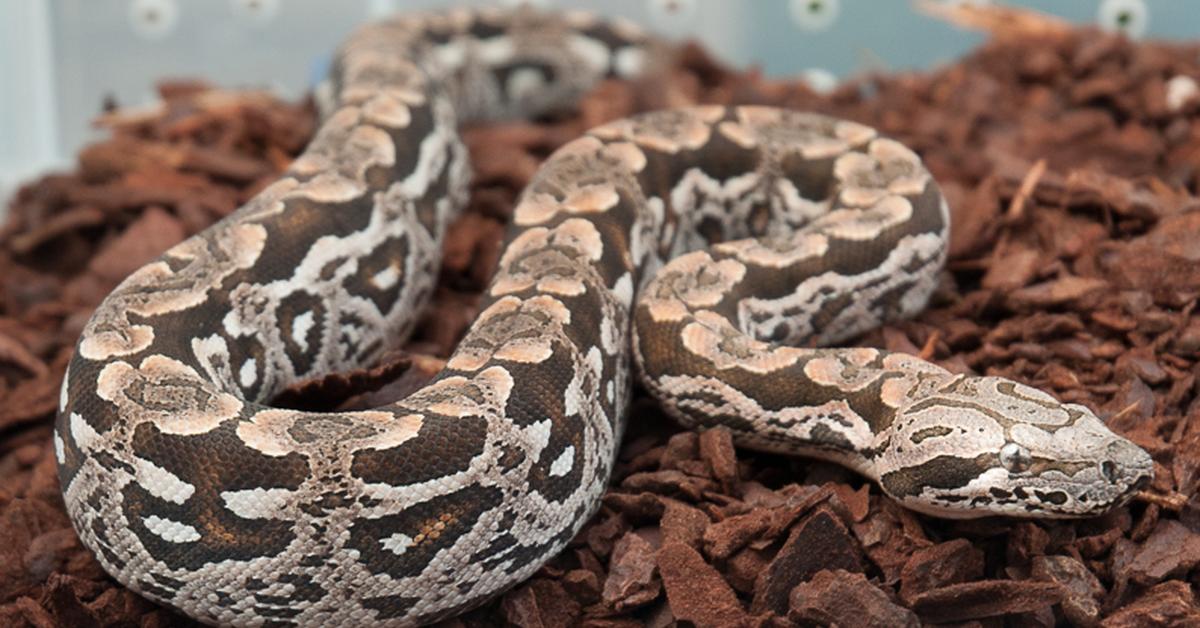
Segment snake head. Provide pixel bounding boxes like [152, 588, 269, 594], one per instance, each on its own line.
[876, 376, 1153, 519]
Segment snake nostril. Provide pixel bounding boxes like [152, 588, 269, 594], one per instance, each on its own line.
[1101, 460, 1118, 483]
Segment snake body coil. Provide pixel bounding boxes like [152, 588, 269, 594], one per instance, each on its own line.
[56, 8, 1153, 626]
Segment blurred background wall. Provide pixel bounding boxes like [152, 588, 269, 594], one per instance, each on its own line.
[0, 0, 1194, 207]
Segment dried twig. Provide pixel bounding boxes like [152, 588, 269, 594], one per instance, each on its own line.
[1006, 158, 1047, 220]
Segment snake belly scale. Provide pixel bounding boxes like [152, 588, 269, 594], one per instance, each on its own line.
[55, 7, 1153, 626]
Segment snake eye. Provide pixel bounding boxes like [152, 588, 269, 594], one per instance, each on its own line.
[999, 443, 1031, 473]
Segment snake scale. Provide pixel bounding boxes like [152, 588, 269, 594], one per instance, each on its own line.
[55, 7, 1154, 627]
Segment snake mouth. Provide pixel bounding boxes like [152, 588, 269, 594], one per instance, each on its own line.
[894, 449, 1155, 519]
[1035, 465, 1153, 518]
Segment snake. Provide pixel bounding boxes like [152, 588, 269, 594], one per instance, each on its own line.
[54, 7, 1154, 627]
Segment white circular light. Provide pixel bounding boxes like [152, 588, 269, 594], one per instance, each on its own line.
[1097, 0, 1149, 40]
[128, 0, 179, 40]
[649, 0, 697, 27]
[231, 0, 281, 25]
[789, 0, 840, 33]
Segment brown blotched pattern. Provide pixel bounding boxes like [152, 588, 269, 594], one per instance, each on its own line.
[54, 7, 1153, 628]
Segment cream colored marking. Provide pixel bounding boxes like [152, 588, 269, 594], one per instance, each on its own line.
[366, 412, 425, 450]
[565, 34, 610, 73]
[564, 346, 604, 418]
[448, 296, 568, 370]
[494, 342, 555, 364]
[362, 93, 412, 128]
[642, 252, 746, 323]
[614, 46, 645, 77]
[612, 273, 634, 309]
[819, 196, 913, 241]
[606, 141, 648, 172]
[549, 446, 575, 476]
[607, 14, 648, 40]
[78, 318, 154, 361]
[514, 178, 625, 226]
[715, 232, 829, 268]
[513, 194, 563, 226]
[833, 119, 877, 146]
[717, 120, 757, 148]
[881, 375, 921, 409]
[235, 409, 305, 456]
[381, 532, 415, 556]
[96, 357, 243, 436]
[562, 185, 619, 213]
[802, 350, 885, 391]
[236, 409, 421, 456]
[53, 431, 65, 464]
[291, 311, 316, 350]
[239, 359, 257, 389]
[680, 313, 805, 373]
[491, 220, 605, 297]
[59, 370, 69, 412]
[69, 412, 99, 450]
[799, 137, 853, 160]
[506, 67, 545, 101]
[415, 367, 514, 418]
[370, 264, 401, 291]
[136, 457, 196, 504]
[432, 41, 467, 70]
[143, 515, 202, 543]
[476, 37, 517, 64]
[221, 488, 294, 519]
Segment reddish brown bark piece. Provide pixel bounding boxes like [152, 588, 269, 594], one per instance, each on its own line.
[1124, 519, 1200, 586]
[602, 531, 661, 611]
[658, 431, 698, 471]
[656, 542, 749, 628]
[658, 498, 709, 550]
[898, 537, 984, 604]
[1031, 554, 1104, 626]
[500, 579, 581, 628]
[1104, 210, 1200, 306]
[982, 244, 1042, 290]
[1007, 275, 1109, 310]
[702, 507, 773, 560]
[697, 427, 738, 493]
[620, 469, 716, 501]
[0, 359, 66, 431]
[788, 569, 918, 628]
[909, 579, 1065, 623]
[560, 569, 601, 606]
[751, 505, 863, 615]
[1099, 581, 1200, 628]
[583, 513, 630, 559]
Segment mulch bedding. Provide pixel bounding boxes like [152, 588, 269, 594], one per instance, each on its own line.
[2, 16, 1200, 628]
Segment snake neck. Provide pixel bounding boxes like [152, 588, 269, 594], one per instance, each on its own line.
[637, 323, 962, 483]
